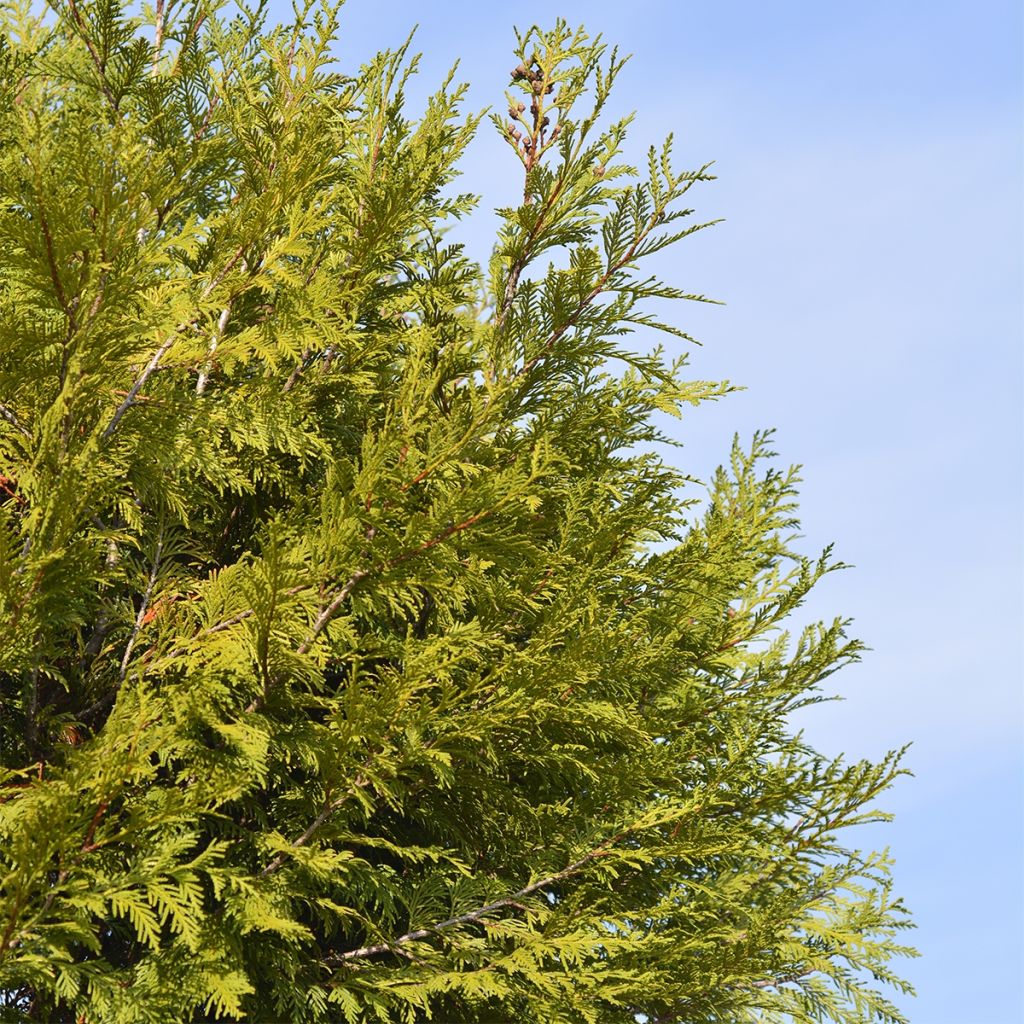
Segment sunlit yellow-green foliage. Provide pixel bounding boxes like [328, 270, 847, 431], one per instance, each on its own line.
[0, 2, 914, 1021]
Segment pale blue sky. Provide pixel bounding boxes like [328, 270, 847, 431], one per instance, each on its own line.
[277, 1, 1023, 1018]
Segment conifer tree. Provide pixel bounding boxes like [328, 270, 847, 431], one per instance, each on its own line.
[0, 2, 915, 1021]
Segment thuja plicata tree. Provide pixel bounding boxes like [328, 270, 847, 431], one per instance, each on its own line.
[0, 1, 916, 1021]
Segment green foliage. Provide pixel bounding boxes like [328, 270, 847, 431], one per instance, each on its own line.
[0, 3, 914, 1021]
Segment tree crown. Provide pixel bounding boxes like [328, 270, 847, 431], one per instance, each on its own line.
[0, 3, 914, 1022]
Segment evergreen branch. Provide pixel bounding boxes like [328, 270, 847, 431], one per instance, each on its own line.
[246, 503, 509, 712]
[514, 194, 691, 384]
[91, 499, 497, 718]
[118, 531, 164, 682]
[100, 338, 174, 440]
[643, 970, 819, 1023]
[35, 198, 72, 321]
[196, 305, 232, 394]
[101, 247, 246, 440]
[259, 775, 371, 877]
[243, 568, 370, 713]
[0, 403, 30, 438]
[326, 837, 622, 964]
[386, 511, 489, 568]
[80, 581, 317, 722]
[64, 0, 119, 111]
[136, 582, 315, 674]
[494, 163, 567, 333]
[1, 792, 114, 960]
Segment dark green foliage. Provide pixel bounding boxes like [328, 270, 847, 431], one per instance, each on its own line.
[0, 3, 914, 1021]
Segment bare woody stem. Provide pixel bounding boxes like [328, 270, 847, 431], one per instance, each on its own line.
[151, 0, 165, 75]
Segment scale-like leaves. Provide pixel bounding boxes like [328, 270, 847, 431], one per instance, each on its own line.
[0, 4, 913, 1022]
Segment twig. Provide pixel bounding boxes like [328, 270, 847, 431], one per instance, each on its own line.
[243, 569, 369, 713]
[66, 0, 119, 111]
[25, 664, 40, 756]
[101, 339, 173, 440]
[298, 570, 370, 657]
[118, 532, 164, 681]
[36, 201, 71, 319]
[0, 404, 29, 438]
[282, 349, 310, 393]
[196, 305, 231, 394]
[746, 969, 815, 990]
[101, 247, 245, 440]
[259, 778, 369, 878]
[326, 838, 622, 964]
[151, 0, 165, 76]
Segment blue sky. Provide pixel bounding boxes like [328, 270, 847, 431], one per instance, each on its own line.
[276, 1, 1023, 1018]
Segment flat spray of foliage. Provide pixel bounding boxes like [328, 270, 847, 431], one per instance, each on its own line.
[0, 2, 915, 1021]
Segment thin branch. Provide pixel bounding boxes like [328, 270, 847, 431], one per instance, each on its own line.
[282, 349, 309, 393]
[193, 90, 219, 141]
[151, 0, 166, 75]
[25, 664, 40, 756]
[325, 838, 621, 964]
[494, 170, 567, 334]
[118, 531, 164, 681]
[0, 404, 30, 439]
[259, 777, 370, 878]
[494, 59, 584, 333]
[101, 338, 173, 440]
[512, 220, 655, 384]
[36, 200, 71, 319]
[101, 247, 245, 440]
[746, 969, 816, 990]
[196, 305, 231, 394]
[243, 569, 369, 713]
[65, 0, 119, 111]
[298, 570, 370, 657]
